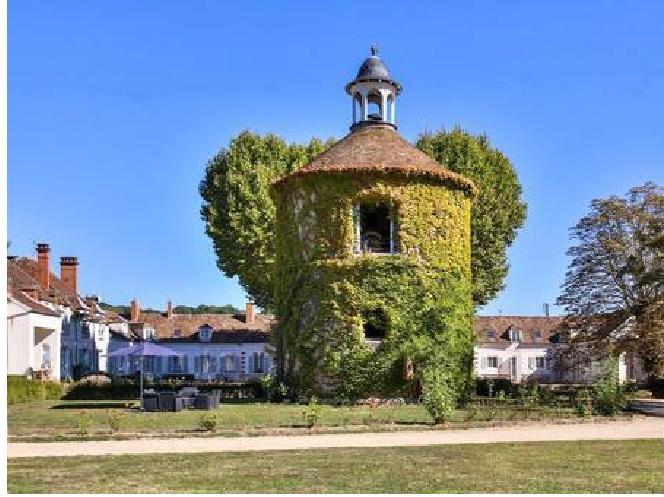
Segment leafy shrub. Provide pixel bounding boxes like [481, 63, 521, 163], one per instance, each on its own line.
[302, 396, 323, 428]
[421, 366, 457, 424]
[475, 378, 513, 397]
[261, 374, 288, 402]
[107, 410, 126, 433]
[7, 376, 64, 404]
[648, 377, 664, 399]
[198, 412, 218, 432]
[592, 357, 628, 416]
[76, 414, 92, 437]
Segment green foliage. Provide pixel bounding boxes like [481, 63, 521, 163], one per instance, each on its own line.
[198, 412, 219, 432]
[421, 364, 458, 424]
[557, 182, 664, 375]
[76, 414, 92, 437]
[592, 357, 628, 416]
[273, 172, 474, 399]
[7, 376, 64, 404]
[107, 410, 126, 433]
[416, 128, 527, 305]
[302, 396, 323, 428]
[260, 374, 288, 401]
[200, 131, 334, 309]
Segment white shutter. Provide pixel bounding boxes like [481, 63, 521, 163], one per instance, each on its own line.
[528, 357, 534, 370]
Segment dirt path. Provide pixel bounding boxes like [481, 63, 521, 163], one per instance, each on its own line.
[8, 418, 663, 458]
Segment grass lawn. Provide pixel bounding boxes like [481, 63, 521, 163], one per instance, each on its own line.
[8, 440, 664, 493]
[8, 400, 578, 440]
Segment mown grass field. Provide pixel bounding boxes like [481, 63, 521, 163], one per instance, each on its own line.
[8, 440, 664, 493]
[8, 400, 579, 440]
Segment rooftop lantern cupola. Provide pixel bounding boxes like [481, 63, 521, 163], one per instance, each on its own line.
[346, 46, 402, 132]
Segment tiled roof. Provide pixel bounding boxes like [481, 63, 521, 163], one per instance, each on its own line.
[138, 312, 274, 341]
[474, 316, 564, 345]
[159, 330, 271, 344]
[10, 291, 61, 317]
[8, 257, 82, 309]
[272, 125, 477, 195]
[7, 257, 125, 324]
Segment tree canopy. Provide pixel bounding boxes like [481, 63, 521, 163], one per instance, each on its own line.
[415, 128, 527, 305]
[557, 182, 664, 375]
[199, 131, 334, 310]
[201, 127, 526, 309]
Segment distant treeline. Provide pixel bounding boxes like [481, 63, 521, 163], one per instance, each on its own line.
[99, 303, 243, 316]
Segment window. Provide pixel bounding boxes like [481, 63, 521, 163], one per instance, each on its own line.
[536, 356, 546, 369]
[168, 356, 187, 373]
[533, 330, 543, 342]
[354, 201, 397, 254]
[199, 325, 213, 342]
[97, 328, 104, 340]
[485, 330, 496, 341]
[251, 352, 265, 373]
[486, 356, 498, 368]
[223, 355, 237, 373]
[173, 329, 181, 338]
[363, 308, 388, 340]
[508, 328, 522, 342]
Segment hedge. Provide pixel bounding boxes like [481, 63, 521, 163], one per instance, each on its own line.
[63, 380, 265, 400]
[7, 376, 65, 404]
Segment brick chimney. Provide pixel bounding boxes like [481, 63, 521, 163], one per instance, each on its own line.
[166, 300, 173, 319]
[130, 298, 141, 322]
[245, 302, 255, 325]
[60, 257, 79, 296]
[36, 243, 50, 290]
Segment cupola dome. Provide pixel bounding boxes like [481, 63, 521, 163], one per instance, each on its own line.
[346, 46, 402, 132]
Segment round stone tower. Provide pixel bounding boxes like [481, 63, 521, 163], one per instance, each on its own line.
[271, 48, 477, 397]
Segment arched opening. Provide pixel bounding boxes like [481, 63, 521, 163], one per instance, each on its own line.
[363, 308, 388, 340]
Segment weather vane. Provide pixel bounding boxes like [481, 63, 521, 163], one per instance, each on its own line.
[371, 44, 379, 57]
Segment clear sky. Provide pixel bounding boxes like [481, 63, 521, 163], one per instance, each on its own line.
[8, 1, 664, 315]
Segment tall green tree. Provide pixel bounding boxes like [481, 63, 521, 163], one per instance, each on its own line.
[199, 131, 333, 310]
[557, 182, 664, 375]
[201, 127, 526, 309]
[415, 128, 527, 305]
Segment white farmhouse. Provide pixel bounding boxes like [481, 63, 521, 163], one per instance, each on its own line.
[7, 244, 131, 381]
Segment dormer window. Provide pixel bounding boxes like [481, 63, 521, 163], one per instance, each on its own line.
[485, 330, 496, 341]
[508, 328, 522, 342]
[172, 329, 182, 339]
[199, 324, 213, 342]
[533, 330, 543, 342]
[353, 201, 397, 255]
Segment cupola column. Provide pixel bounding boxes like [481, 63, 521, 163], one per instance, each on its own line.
[360, 90, 369, 121]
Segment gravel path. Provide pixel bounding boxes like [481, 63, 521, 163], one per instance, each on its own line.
[8, 418, 663, 458]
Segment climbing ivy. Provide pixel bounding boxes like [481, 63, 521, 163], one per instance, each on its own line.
[272, 172, 474, 400]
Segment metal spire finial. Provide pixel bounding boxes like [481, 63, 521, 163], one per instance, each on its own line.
[370, 44, 378, 57]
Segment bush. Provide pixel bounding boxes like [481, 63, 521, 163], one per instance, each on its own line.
[7, 376, 64, 404]
[302, 396, 323, 428]
[63, 382, 138, 400]
[648, 377, 664, 399]
[421, 366, 457, 424]
[76, 414, 92, 437]
[198, 412, 219, 432]
[475, 378, 514, 397]
[592, 357, 628, 416]
[261, 374, 288, 402]
[107, 410, 126, 433]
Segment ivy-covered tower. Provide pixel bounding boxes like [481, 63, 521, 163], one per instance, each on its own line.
[271, 48, 477, 398]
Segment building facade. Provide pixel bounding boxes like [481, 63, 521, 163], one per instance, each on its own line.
[7, 244, 130, 381]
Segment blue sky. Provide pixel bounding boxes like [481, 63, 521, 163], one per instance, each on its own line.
[9, 1, 664, 315]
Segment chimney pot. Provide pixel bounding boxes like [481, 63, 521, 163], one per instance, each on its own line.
[166, 300, 173, 319]
[60, 256, 79, 296]
[246, 302, 255, 325]
[130, 298, 141, 322]
[36, 243, 51, 290]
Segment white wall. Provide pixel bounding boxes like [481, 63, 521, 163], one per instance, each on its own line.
[7, 300, 62, 380]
